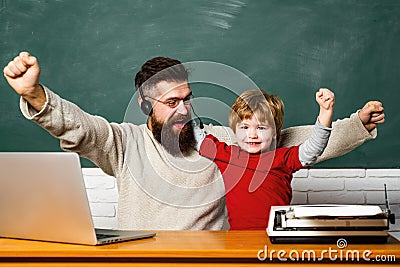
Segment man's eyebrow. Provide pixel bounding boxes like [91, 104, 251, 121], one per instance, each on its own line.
[164, 91, 193, 100]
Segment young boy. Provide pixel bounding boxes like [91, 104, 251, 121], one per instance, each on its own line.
[195, 88, 334, 230]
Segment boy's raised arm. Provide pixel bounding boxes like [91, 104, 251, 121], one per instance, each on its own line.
[298, 89, 334, 166]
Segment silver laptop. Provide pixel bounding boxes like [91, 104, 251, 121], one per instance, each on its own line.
[0, 152, 155, 245]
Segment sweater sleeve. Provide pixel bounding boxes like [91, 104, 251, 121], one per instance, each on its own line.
[19, 85, 126, 177]
[202, 124, 236, 145]
[279, 113, 377, 163]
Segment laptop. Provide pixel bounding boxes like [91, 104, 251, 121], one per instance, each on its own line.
[0, 152, 156, 245]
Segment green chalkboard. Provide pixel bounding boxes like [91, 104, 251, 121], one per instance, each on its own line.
[1, 0, 399, 168]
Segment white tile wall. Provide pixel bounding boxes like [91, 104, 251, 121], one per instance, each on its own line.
[82, 168, 400, 231]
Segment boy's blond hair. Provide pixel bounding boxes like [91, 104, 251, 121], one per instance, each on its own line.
[229, 89, 285, 144]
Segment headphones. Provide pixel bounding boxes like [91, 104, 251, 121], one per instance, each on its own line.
[190, 103, 204, 129]
[138, 86, 153, 115]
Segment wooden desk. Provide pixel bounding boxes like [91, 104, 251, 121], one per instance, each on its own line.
[0, 231, 399, 266]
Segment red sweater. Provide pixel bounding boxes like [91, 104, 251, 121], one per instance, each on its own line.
[200, 135, 303, 230]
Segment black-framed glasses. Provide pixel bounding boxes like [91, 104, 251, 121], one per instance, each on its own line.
[146, 94, 194, 109]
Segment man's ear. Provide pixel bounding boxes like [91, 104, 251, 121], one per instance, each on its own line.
[138, 96, 143, 106]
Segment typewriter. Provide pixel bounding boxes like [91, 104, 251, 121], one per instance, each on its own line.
[267, 186, 395, 244]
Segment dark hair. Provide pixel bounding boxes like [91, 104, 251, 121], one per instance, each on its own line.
[134, 57, 188, 94]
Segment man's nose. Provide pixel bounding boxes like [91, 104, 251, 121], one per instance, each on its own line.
[176, 100, 188, 115]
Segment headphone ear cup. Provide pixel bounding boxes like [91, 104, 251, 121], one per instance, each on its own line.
[140, 99, 153, 115]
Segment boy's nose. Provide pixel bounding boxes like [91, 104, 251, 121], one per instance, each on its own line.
[247, 128, 258, 138]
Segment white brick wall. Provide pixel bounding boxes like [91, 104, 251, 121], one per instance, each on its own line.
[82, 168, 118, 229]
[82, 168, 400, 231]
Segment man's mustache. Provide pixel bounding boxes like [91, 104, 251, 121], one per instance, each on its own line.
[167, 114, 192, 125]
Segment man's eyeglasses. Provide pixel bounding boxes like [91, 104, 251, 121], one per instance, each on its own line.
[146, 94, 193, 109]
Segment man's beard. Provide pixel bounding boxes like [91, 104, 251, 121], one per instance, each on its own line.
[151, 114, 196, 157]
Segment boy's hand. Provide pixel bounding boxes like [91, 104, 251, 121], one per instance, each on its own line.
[3, 52, 46, 111]
[316, 88, 335, 111]
[316, 88, 335, 127]
[358, 101, 385, 131]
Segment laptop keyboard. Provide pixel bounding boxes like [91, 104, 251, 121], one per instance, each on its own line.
[96, 233, 119, 239]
